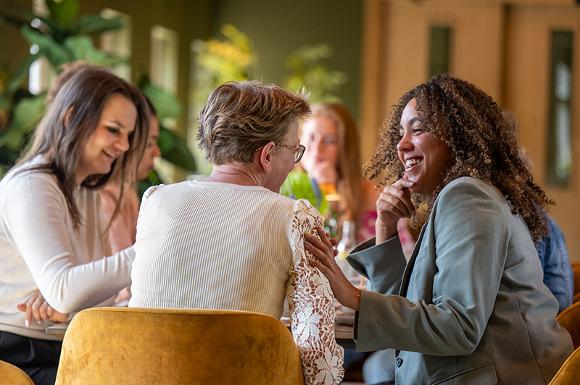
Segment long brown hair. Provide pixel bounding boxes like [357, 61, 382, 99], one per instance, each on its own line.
[19, 66, 149, 228]
[364, 74, 551, 241]
[309, 103, 363, 223]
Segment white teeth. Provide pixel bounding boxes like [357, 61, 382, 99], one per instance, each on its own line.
[405, 158, 420, 169]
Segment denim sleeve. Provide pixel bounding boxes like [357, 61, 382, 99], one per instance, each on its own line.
[537, 218, 573, 312]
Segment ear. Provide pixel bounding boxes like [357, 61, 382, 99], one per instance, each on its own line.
[63, 107, 74, 127]
[256, 141, 276, 173]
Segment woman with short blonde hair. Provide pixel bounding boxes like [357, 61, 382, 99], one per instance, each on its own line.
[131, 81, 344, 385]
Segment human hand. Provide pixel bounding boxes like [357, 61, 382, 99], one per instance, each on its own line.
[114, 287, 131, 304]
[305, 226, 361, 311]
[17, 290, 69, 326]
[375, 177, 415, 243]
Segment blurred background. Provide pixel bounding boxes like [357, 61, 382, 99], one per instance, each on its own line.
[0, 0, 578, 260]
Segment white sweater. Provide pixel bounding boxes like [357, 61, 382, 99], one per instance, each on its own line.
[130, 180, 344, 385]
[0, 157, 134, 340]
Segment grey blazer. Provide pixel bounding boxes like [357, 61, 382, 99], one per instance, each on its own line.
[348, 177, 572, 385]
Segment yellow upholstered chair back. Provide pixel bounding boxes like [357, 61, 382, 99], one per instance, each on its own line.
[549, 347, 580, 384]
[557, 301, 580, 349]
[55, 307, 305, 385]
[0, 360, 34, 385]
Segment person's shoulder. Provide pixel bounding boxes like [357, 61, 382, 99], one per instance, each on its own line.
[1, 161, 59, 196]
[291, 198, 324, 224]
[439, 177, 502, 201]
[435, 177, 508, 217]
[141, 183, 169, 200]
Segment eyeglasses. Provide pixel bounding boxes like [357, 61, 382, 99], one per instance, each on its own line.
[275, 142, 306, 163]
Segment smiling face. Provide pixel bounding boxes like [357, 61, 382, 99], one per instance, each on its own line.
[397, 98, 452, 195]
[76, 93, 137, 185]
[299, 115, 339, 175]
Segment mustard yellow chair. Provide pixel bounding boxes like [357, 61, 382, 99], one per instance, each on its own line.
[55, 307, 305, 385]
[0, 360, 35, 385]
[557, 301, 580, 349]
[549, 346, 580, 384]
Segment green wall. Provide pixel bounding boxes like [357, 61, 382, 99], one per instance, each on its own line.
[0, 0, 363, 128]
[212, 0, 363, 119]
[80, 0, 215, 137]
[0, 0, 32, 72]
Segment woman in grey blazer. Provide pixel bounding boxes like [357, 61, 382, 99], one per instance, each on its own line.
[306, 74, 573, 385]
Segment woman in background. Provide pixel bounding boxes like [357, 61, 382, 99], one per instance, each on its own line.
[0, 66, 149, 385]
[283, 103, 377, 241]
[100, 97, 161, 254]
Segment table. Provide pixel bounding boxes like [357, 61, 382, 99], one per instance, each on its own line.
[46, 323, 67, 336]
[47, 318, 355, 347]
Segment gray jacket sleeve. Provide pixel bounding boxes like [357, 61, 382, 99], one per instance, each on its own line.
[354, 180, 510, 355]
[347, 237, 406, 295]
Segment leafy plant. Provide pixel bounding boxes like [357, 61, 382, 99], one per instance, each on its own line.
[191, 24, 257, 172]
[0, 0, 126, 175]
[284, 44, 347, 103]
[0, 0, 196, 179]
[192, 24, 256, 110]
[140, 77, 196, 172]
[280, 169, 328, 215]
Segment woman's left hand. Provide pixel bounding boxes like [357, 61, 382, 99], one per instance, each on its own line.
[305, 226, 361, 311]
[17, 290, 69, 326]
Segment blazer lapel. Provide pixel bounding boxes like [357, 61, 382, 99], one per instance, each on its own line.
[398, 223, 428, 297]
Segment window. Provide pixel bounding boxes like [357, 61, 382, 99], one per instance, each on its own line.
[151, 26, 179, 129]
[428, 25, 453, 77]
[188, 40, 211, 174]
[100, 9, 132, 81]
[547, 31, 573, 187]
[28, 0, 54, 94]
[151, 26, 178, 94]
[150, 26, 180, 182]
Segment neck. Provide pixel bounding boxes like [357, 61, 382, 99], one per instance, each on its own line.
[205, 163, 263, 186]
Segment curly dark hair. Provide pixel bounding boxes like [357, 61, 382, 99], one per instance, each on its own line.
[364, 74, 552, 241]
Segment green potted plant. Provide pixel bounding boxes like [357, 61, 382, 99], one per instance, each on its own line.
[0, 0, 196, 182]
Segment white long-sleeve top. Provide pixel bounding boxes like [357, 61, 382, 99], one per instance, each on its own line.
[129, 180, 344, 385]
[0, 156, 135, 340]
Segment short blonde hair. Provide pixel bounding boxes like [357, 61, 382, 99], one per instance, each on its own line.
[198, 81, 310, 165]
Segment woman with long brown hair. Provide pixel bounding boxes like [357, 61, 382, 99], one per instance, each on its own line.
[306, 74, 572, 384]
[286, 103, 377, 241]
[0, 66, 149, 385]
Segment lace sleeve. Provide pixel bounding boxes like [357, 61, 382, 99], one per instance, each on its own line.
[286, 199, 344, 385]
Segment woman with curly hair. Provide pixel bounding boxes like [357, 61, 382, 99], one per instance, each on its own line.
[305, 74, 573, 385]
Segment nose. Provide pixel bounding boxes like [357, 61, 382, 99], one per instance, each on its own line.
[152, 143, 161, 158]
[396, 131, 413, 152]
[116, 133, 130, 153]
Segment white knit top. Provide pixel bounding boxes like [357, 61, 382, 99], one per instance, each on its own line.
[0, 156, 135, 340]
[129, 180, 344, 385]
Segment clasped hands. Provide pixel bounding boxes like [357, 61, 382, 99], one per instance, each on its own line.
[17, 290, 68, 326]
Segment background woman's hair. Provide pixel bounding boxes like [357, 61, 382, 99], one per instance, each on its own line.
[310, 103, 363, 223]
[45, 61, 89, 105]
[197, 81, 310, 165]
[20, 66, 150, 228]
[364, 74, 552, 241]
